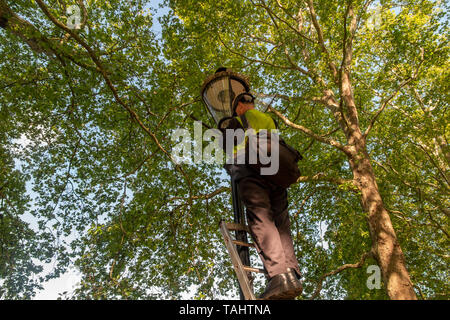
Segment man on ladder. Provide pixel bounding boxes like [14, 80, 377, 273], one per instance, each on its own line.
[221, 92, 303, 300]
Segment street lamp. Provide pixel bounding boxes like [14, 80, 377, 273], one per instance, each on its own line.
[201, 67, 250, 125]
[201, 67, 253, 300]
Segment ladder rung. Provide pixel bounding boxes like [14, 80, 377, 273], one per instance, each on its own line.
[232, 240, 255, 248]
[242, 266, 267, 274]
[226, 222, 250, 233]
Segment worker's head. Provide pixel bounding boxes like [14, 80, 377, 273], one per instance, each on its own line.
[233, 93, 255, 116]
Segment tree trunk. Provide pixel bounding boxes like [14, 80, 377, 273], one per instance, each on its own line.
[348, 132, 418, 300]
[338, 17, 417, 295]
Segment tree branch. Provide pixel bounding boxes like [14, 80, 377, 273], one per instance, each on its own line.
[163, 187, 230, 207]
[339, 0, 361, 134]
[217, 33, 299, 73]
[268, 105, 352, 155]
[305, 0, 338, 81]
[296, 172, 356, 190]
[309, 251, 373, 299]
[363, 52, 425, 139]
[252, 0, 314, 44]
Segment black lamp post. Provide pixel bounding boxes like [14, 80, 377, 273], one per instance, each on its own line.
[201, 68, 252, 300]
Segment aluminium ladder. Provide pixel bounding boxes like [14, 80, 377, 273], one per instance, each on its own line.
[219, 220, 267, 300]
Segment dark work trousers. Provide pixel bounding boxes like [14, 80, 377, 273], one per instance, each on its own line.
[237, 175, 301, 279]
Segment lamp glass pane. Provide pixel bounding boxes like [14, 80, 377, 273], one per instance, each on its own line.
[230, 78, 247, 105]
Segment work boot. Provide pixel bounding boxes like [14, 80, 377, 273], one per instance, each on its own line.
[259, 270, 302, 300]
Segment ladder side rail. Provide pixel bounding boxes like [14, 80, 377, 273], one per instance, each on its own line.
[219, 220, 256, 300]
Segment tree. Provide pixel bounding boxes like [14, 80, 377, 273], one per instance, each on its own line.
[0, 0, 447, 299]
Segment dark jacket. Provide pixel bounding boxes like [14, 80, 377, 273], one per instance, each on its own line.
[223, 109, 277, 182]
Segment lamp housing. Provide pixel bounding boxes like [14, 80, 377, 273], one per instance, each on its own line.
[201, 68, 250, 125]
